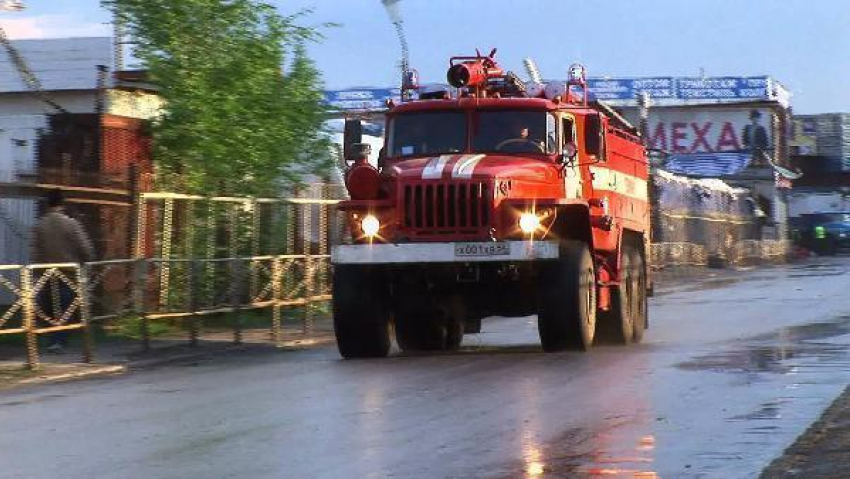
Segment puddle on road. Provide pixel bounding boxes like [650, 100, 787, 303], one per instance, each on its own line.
[501, 424, 659, 478]
[677, 316, 850, 376]
[787, 271, 846, 278]
[750, 317, 850, 342]
[677, 343, 848, 375]
[728, 399, 790, 421]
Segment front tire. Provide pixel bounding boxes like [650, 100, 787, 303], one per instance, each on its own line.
[537, 240, 597, 352]
[333, 265, 391, 359]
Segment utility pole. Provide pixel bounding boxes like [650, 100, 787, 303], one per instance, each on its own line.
[381, 0, 410, 101]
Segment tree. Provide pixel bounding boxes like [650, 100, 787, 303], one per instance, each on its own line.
[103, 0, 333, 196]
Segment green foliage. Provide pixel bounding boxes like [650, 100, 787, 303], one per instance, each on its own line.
[103, 0, 334, 196]
[109, 316, 180, 340]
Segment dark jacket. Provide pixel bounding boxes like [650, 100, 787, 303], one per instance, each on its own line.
[31, 209, 95, 264]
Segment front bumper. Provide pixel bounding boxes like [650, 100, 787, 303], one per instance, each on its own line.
[331, 241, 559, 265]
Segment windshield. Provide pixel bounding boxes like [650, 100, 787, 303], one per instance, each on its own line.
[473, 110, 557, 154]
[388, 112, 466, 157]
[388, 109, 558, 158]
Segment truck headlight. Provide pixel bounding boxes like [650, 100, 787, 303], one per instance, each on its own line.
[361, 215, 380, 237]
[518, 213, 540, 234]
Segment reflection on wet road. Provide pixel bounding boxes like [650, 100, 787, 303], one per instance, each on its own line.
[0, 258, 849, 478]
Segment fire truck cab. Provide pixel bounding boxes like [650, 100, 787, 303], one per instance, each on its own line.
[332, 51, 650, 358]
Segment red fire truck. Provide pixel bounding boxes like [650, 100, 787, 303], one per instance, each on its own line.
[332, 50, 650, 358]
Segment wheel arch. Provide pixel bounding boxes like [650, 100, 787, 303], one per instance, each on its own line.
[551, 204, 594, 250]
[619, 228, 648, 277]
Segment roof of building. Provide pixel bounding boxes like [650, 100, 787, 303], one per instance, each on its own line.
[0, 37, 112, 93]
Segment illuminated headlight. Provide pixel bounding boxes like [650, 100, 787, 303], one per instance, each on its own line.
[361, 215, 380, 237]
[518, 213, 540, 234]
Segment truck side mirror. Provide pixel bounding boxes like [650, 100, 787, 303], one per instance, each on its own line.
[343, 119, 363, 162]
[584, 114, 604, 161]
[377, 146, 386, 170]
[344, 143, 372, 168]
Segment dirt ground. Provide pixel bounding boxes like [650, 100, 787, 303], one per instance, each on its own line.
[760, 386, 850, 478]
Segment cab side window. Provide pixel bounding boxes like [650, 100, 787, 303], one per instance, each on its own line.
[562, 118, 575, 146]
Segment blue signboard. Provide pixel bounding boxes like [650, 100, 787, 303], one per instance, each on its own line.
[325, 76, 778, 110]
[675, 77, 770, 101]
[324, 88, 400, 111]
[587, 76, 772, 101]
[587, 77, 677, 100]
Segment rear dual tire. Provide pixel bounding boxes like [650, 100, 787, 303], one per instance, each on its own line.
[631, 246, 648, 343]
[597, 241, 647, 345]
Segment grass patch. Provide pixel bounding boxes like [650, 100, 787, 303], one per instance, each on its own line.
[106, 316, 182, 340]
[0, 334, 26, 346]
[0, 368, 36, 379]
[198, 302, 331, 330]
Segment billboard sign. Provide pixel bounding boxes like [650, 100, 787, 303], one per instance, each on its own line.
[790, 117, 818, 155]
[586, 76, 773, 102]
[324, 88, 400, 111]
[324, 77, 786, 110]
[644, 108, 772, 155]
[587, 77, 677, 100]
[647, 107, 774, 177]
[675, 77, 772, 101]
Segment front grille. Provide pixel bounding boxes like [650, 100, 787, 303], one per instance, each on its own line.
[402, 181, 491, 233]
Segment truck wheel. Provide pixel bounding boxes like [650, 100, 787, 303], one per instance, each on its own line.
[394, 294, 463, 351]
[395, 317, 444, 351]
[333, 265, 391, 359]
[596, 243, 636, 345]
[537, 240, 597, 352]
[394, 292, 444, 351]
[631, 247, 648, 343]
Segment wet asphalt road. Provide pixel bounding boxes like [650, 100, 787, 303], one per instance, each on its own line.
[2, 258, 850, 478]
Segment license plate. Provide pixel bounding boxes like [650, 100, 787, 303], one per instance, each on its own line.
[454, 242, 510, 257]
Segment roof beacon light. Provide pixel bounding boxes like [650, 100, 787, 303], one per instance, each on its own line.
[568, 63, 587, 84]
[403, 69, 420, 91]
[566, 63, 589, 106]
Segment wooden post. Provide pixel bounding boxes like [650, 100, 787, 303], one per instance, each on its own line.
[188, 260, 201, 347]
[78, 264, 95, 363]
[132, 258, 150, 351]
[21, 267, 39, 370]
[230, 259, 246, 345]
[271, 257, 283, 345]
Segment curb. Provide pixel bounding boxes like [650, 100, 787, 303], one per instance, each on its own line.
[2, 364, 127, 391]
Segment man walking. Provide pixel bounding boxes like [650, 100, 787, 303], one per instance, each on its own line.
[31, 189, 95, 353]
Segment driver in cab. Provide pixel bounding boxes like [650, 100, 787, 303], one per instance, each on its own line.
[497, 126, 545, 153]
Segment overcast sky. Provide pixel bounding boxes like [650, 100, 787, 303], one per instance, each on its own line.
[2, 0, 848, 114]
